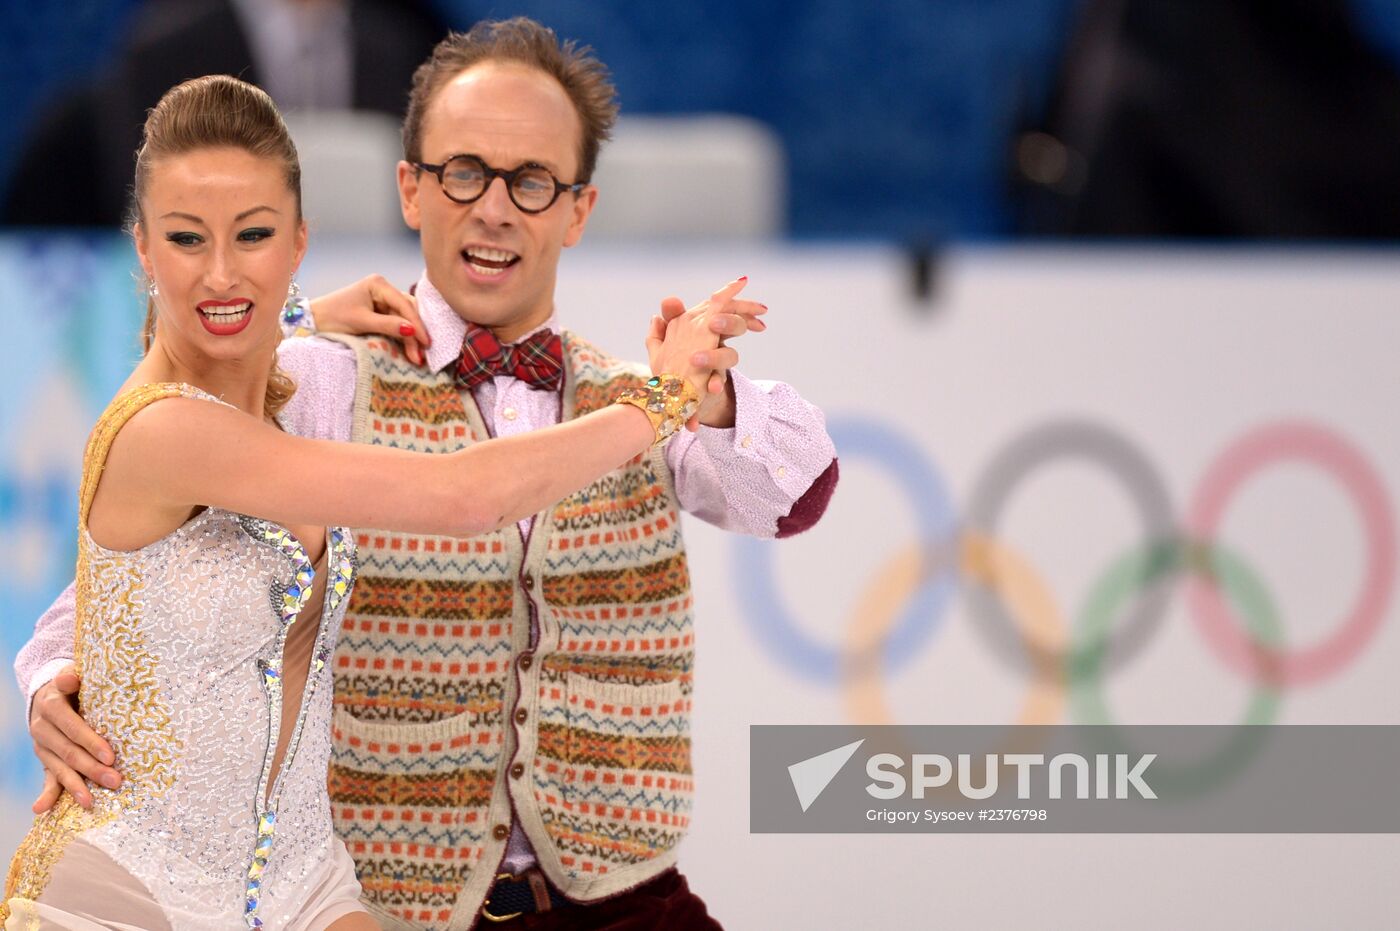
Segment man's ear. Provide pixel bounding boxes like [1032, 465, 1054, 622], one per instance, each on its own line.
[397, 161, 423, 231]
[562, 184, 598, 248]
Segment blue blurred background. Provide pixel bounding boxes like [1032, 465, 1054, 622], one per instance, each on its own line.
[5, 0, 1400, 241]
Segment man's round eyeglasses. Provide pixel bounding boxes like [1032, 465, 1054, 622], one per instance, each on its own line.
[413, 154, 585, 214]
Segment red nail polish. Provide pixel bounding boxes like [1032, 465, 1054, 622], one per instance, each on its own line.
[738, 276, 748, 282]
[399, 322, 415, 337]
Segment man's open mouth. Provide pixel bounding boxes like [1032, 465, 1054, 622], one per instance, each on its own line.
[462, 247, 521, 277]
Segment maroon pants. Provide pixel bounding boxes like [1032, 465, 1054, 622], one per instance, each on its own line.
[492, 869, 723, 930]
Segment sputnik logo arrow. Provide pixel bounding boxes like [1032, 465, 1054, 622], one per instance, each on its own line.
[788, 739, 865, 812]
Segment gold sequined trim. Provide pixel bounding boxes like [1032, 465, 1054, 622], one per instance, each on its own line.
[1, 383, 205, 919]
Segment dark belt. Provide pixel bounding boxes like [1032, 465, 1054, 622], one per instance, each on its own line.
[480, 869, 574, 923]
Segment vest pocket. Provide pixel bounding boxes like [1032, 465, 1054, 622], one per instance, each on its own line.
[536, 673, 693, 872]
[328, 708, 498, 917]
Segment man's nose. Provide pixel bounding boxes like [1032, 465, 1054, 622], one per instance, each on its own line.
[472, 176, 517, 225]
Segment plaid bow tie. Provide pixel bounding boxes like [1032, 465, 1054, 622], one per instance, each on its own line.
[455, 322, 564, 391]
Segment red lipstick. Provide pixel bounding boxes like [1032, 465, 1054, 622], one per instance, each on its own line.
[196, 299, 255, 337]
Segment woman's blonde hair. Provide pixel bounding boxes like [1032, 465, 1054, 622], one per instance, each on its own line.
[133, 75, 301, 420]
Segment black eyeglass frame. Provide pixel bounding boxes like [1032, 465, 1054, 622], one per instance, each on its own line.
[413, 154, 586, 214]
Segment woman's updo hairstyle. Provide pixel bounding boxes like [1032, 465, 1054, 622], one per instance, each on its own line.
[133, 75, 302, 420]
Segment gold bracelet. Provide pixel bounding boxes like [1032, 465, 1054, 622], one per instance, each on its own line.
[614, 375, 701, 447]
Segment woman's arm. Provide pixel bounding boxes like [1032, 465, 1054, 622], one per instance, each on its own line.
[111, 399, 656, 536]
[97, 279, 749, 540]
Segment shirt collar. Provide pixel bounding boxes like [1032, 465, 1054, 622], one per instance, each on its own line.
[417, 273, 560, 374]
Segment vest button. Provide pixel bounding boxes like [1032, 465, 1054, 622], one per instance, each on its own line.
[514, 708, 528, 725]
[510, 762, 525, 779]
[518, 652, 533, 671]
[522, 572, 535, 590]
[492, 824, 509, 840]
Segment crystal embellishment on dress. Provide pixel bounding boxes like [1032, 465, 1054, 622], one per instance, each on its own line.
[236, 519, 356, 929]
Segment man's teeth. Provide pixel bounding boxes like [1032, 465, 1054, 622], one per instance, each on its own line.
[201, 302, 251, 321]
[465, 247, 519, 275]
[470, 247, 517, 263]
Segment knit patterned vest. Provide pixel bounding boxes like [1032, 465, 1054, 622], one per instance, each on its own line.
[321, 333, 694, 931]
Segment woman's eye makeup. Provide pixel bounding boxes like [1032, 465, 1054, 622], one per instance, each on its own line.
[163, 227, 275, 246]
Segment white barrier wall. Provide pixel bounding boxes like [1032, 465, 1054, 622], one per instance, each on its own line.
[3, 238, 1397, 928]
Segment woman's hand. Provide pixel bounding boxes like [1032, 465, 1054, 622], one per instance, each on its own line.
[310, 275, 431, 365]
[646, 277, 768, 429]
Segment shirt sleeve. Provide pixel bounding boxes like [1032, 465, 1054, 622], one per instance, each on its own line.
[665, 370, 838, 537]
[15, 582, 78, 720]
[275, 336, 358, 441]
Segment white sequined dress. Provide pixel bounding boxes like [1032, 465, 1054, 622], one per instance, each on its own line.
[3, 384, 364, 930]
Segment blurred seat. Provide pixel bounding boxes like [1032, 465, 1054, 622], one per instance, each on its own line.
[283, 110, 405, 235]
[586, 115, 786, 238]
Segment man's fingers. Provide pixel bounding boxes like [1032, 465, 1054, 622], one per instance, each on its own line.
[648, 314, 668, 343]
[36, 747, 92, 809]
[54, 701, 116, 769]
[33, 704, 120, 787]
[709, 314, 749, 338]
[659, 296, 686, 321]
[692, 347, 740, 371]
[32, 769, 61, 814]
[707, 371, 727, 395]
[52, 667, 81, 696]
[645, 314, 667, 363]
[58, 733, 119, 789]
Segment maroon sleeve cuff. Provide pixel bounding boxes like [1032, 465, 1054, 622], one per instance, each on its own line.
[775, 458, 839, 538]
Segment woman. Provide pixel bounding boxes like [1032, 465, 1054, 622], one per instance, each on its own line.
[1, 75, 754, 930]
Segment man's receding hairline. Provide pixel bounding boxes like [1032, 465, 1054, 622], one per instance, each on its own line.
[428, 59, 577, 114]
[419, 59, 588, 172]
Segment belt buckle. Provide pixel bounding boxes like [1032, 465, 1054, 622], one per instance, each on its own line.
[480, 872, 527, 923]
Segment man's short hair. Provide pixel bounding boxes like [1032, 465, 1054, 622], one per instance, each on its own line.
[403, 18, 619, 183]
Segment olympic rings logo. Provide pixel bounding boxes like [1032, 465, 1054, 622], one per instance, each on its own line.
[733, 416, 1395, 793]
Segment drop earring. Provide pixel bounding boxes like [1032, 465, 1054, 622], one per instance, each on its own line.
[282, 279, 307, 325]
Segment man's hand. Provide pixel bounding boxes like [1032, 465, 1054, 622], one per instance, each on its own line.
[310, 275, 431, 366]
[645, 283, 767, 429]
[29, 665, 120, 812]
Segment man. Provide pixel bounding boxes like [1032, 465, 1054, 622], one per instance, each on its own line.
[16, 17, 837, 931]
